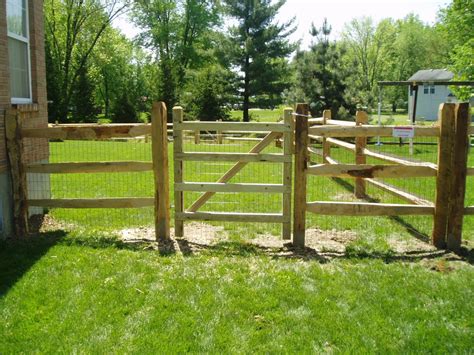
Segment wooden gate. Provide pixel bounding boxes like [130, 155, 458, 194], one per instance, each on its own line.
[172, 106, 293, 239]
[293, 102, 472, 252]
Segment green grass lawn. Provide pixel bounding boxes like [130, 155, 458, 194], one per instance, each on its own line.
[1, 231, 473, 353]
[229, 108, 424, 125]
[229, 108, 285, 122]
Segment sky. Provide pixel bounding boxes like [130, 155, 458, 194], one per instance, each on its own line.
[114, 0, 449, 48]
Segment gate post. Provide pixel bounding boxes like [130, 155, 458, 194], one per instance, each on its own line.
[282, 108, 293, 240]
[5, 109, 29, 238]
[355, 110, 368, 198]
[172, 106, 184, 238]
[446, 103, 470, 251]
[432, 103, 455, 248]
[151, 102, 171, 240]
[293, 103, 309, 248]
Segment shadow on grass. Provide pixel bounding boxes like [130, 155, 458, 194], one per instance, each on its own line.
[59, 231, 473, 265]
[2, 215, 471, 298]
[331, 177, 432, 244]
[0, 226, 67, 297]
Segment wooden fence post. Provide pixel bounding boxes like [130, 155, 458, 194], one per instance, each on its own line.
[355, 110, 368, 198]
[293, 103, 309, 248]
[432, 103, 455, 248]
[446, 103, 470, 251]
[217, 119, 223, 144]
[5, 109, 29, 238]
[282, 107, 293, 240]
[194, 129, 200, 145]
[173, 106, 184, 238]
[322, 109, 331, 162]
[151, 102, 171, 240]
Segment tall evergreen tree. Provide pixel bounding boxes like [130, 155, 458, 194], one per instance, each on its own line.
[294, 20, 353, 118]
[224, 0, 296, 122]
[183, 65, 234, 121]
[72, 64, 97, 122]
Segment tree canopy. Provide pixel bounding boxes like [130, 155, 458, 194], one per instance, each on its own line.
[43, 0, 472, 123]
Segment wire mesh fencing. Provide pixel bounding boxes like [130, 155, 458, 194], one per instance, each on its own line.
[27, 137, 155, 232]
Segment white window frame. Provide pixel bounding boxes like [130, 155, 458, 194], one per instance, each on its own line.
[7, 0, 32, 104]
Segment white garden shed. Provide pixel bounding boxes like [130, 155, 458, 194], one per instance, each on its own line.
[408, 69, 455, 121]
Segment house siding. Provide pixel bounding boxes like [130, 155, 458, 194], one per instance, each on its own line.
[0, 1, 49, 238]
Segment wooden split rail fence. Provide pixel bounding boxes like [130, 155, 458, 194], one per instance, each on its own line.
[5, 100, 472, 252]
[293, 102, 472, 252]
[5, 101, 171, 239]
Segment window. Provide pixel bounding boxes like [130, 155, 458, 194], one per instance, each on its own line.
[423, 84, 429, 94]
[7, 0, 31, 103]
[430, 85, 435, 94]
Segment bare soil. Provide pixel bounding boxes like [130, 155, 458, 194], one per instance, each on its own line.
[118, 222, 448, 261]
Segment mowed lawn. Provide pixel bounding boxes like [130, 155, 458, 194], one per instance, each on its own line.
[1, 118, 473, 352]
[1, 233, 473, 353]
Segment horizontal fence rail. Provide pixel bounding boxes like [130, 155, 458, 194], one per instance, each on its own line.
[26, 161, 153, 174]
[306, 164, 437, 178]
[309, 125, 440, 138]
[28, 198, 155, 209]
[21, 124, 152, 140]
[306, 202, 435, 216]
[174, 182, 290, 193]
[175, 121, 292, 132]
[175, 152, 291, 162]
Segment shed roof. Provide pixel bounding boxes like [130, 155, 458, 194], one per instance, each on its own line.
[408, 69, 454, 81]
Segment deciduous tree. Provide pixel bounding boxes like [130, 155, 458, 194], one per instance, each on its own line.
[44, 0, 127, 122]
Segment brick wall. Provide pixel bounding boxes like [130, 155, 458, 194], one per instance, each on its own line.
[0, 0, 49, 172]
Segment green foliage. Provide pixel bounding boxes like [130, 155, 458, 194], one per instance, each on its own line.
[438, 0, 474, 100]
[132, 0, 221, 112]
[341, 14, 450, 111]
[71, 65, 97, 122]
[182, 65, 233, 121]
[44, 0, 127, 122]
[90, 28, 137, 119]
[341, 17, 397, 109]
[224, 0, 296, 121]
[293, 19, 354, 118]
[383, 15, 449, 110]
[112, 92, 138, 123]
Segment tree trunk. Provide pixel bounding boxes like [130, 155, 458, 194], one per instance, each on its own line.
[104, 77, 110, 119]
[243, 55, 250, 122]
